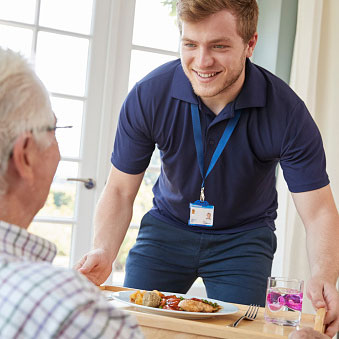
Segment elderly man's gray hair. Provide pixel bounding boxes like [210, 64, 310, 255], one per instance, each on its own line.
[0, 48, 55, 194]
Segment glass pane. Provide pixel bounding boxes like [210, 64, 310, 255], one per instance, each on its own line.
[0, 24, 32, 57]
[133, 0, 179, 52]
[0, 0, 36, 24]
[51, 97, 83, 158]
[29, 222, 72, 268]
[129, 50, 177, 90]
[35, 32, 89, 96]
[40, 0, 93, 35]
[37, 161, 78, 219]
[113, 228, 139, 284]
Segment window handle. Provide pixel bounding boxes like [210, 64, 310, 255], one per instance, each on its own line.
[67, 178, 96, 190]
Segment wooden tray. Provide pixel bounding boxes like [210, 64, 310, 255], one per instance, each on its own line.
[100, 285, 319, 339]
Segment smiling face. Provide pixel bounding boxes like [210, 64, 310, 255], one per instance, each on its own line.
[180, 10, 257, 110]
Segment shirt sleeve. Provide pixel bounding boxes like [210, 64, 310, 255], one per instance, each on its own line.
[279, 101, 329, 193]
[111, 83, 155, 174]
[54, 293, 144, 339]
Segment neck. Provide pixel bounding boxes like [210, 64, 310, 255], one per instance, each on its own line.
[201, 65, 246, 115]
[201, 97, 230, 115]
[0, 194, 35, 229]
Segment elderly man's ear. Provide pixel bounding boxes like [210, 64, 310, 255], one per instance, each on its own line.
[10, 132, 38, 183]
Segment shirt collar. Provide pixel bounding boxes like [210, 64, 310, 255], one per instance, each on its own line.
[234, 58, 267, 110]
[171, 58, 267, 110]
[0, 220, 57, 263]
[171, 63, 199, 105]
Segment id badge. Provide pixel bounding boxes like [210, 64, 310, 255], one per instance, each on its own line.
[189, 200, 214, 227]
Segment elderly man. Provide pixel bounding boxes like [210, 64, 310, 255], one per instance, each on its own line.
[0, 48, 143, 338]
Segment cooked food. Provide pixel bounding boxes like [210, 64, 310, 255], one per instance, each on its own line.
[178, 299, 218, 313]
[142, 291, 161, 308]
[159, 295, 182, 310]
[129, 290, 146, 305]
[129, 290, 222, 313]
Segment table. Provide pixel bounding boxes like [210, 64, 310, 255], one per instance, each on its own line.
[100, 285, 318, 339]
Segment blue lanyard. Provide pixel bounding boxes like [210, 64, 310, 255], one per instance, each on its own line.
[191, 103, 240, 200]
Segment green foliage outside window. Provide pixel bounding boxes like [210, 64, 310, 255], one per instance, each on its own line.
[161, 0, 177, 16]
[41, 189, 75, 218]
[53, 191, 72, 207]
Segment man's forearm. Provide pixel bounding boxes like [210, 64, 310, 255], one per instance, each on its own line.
[93, 186, 134, 262]
[292, 186, 339, 283]
[306, 212, 339, 283]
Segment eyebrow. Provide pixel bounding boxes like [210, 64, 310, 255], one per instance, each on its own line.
[209, 38, 232, 44]
[181, 37, 232, 44]
[181, 37, 197, 43]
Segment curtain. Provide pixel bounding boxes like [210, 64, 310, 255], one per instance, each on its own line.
[276, 0, 339, 314]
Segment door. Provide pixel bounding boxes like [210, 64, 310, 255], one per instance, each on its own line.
[0, 0, 180, 276]
[0, 0, 114, 267]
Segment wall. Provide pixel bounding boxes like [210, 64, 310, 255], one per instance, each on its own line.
[315, 0, 339, 206]
[254, 0, 298, 83]
[253, 0, 299, 279]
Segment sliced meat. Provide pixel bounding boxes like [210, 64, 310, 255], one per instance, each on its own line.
[178, 299, 216, 313]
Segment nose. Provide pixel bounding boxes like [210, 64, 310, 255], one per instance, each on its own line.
[197, 46, 213, 68]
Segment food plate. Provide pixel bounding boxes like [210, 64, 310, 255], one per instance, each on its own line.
[112, 290, 238, 319]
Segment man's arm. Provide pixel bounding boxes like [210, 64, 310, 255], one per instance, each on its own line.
[75, 165, 144, 285]
[292, 184, 339, 337]
[288, 327, 330, 339]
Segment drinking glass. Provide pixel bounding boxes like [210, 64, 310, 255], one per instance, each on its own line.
[264, 277, 304, 326]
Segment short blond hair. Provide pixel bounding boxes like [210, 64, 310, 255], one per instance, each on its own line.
[177, 0, 259, 43]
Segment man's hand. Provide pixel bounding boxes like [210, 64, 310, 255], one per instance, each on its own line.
[76, 166, 144, 286]
[307, 276, 339, 337]
[74, 248, 113, 286]
[292, 186, 339, 337]
[288, 327, 330, 339]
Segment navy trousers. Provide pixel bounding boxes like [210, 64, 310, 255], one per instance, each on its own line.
[124, 213, 277, 306]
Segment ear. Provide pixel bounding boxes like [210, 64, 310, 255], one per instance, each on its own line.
[246, 32, 258, 58]
[11, 132, 37, 182]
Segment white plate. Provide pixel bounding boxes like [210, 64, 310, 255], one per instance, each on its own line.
[112, 290, 238, 319]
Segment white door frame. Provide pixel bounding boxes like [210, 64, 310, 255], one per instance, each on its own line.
[70, 0, 137, 265]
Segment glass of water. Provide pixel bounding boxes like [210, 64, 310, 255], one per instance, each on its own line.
[264, 277, 304, 326]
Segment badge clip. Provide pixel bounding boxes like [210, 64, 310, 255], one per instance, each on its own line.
[200, 187, 205, 202]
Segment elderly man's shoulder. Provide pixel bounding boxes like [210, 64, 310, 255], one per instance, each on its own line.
[0, 261, 144, 338]
[1, 260, 111, 310]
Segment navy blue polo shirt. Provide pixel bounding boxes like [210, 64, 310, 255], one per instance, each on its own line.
[111, 59, 329, 233]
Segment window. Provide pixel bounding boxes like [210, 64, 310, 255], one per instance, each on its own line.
[0, 0, 180, 277]
[0, 0, 96, 267]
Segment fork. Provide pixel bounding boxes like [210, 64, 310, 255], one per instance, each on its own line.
[227, 304, 260, 327]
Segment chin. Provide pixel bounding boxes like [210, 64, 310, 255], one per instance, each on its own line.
[35, 203, 45, 215]
[192, 85, 223, 98]
[36, 193, 49, 211]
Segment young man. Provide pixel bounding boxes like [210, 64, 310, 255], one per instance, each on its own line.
[76, 1, 339, 336]
[0, 48, 143, 339]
